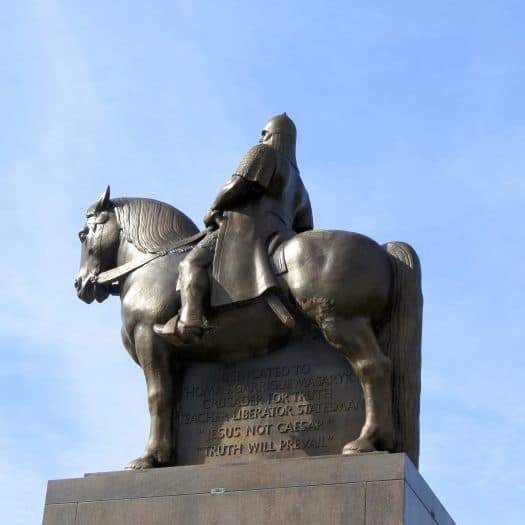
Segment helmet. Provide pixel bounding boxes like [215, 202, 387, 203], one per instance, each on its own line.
[261, 113, 298, 168]
[262, 113, 297, 138]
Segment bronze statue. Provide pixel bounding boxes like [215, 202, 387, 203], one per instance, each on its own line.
[75, 115, 422, 470]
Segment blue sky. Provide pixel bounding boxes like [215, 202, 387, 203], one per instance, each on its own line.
[1, 1, 524, 523]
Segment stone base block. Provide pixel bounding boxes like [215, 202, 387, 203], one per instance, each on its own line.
[43, 453, 454, 525]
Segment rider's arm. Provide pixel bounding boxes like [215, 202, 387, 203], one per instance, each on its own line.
[210, 175, 264, 212]
[293, 189, 314, 233]
[204, 144, 276, 226]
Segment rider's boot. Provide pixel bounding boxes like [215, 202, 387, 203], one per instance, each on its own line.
[178, 258, 210, 342]
[154, 264, 208, 344]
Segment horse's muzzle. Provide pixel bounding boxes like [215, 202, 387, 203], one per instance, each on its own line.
[74, 274, 95, 304]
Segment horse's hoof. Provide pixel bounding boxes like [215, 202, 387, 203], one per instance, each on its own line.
[342, 438, 377, 455]
[125, 452, 172, 470]
[125, 456, 158, 470]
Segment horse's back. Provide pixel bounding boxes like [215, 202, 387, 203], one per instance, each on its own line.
[282, 230, 392, 321]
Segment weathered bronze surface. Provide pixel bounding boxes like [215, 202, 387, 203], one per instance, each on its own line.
[75, 115, 422, 471]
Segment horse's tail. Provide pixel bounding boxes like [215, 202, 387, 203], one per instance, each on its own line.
[377, 241, 423, 468]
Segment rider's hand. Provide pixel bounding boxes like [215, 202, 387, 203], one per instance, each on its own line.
[203, 209, 222, 230]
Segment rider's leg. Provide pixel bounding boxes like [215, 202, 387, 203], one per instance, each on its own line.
[154, 232, 217, 342]
[178, 245, 214, 335]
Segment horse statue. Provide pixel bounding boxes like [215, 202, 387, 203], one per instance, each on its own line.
[75, 186, 422, 469]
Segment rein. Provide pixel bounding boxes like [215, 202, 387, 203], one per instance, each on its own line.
[95, 230, 207, 285]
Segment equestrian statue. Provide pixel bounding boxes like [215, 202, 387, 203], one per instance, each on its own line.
[75, 114, 423, 470]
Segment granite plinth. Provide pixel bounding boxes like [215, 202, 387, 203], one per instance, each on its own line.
[43, 453, 455, 525]
[175, 334, 365, 464]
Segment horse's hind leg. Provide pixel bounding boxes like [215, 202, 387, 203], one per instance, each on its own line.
[125, 322, 175, 469]
[320, 314, 394, 454]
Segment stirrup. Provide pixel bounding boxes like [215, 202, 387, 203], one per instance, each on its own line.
[153, 314, 204, 345]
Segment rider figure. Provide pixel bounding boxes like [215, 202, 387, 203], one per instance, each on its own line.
[155, 113, 313, 343]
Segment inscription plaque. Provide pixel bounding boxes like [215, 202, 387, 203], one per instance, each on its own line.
[175, 335, 365, 465]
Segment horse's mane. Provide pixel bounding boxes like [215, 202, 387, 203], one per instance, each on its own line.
[112, 197, 199, 254]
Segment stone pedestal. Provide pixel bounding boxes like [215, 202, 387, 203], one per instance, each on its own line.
[42, 453, 454, 525]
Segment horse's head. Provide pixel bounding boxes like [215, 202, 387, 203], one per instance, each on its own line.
[75, 186, 120, 304]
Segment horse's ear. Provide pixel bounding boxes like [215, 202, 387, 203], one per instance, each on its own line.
[94, 185, 111, 212]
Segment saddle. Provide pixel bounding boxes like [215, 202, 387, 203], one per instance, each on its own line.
[173, 236, 295, 330]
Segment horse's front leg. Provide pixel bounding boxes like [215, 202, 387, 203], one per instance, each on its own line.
[125, 322, 175, 469]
